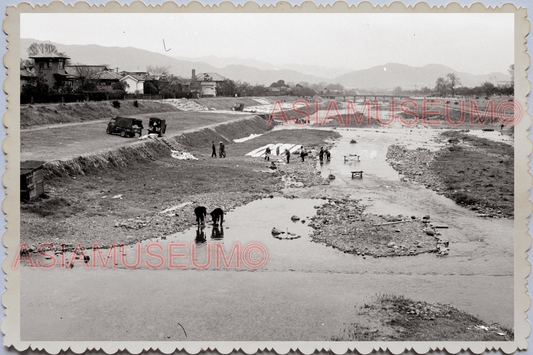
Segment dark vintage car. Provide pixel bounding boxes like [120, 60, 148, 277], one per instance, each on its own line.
[106, 117, 143, 138]
[147, 117, 167, 137]
[232, 103, 245, 111]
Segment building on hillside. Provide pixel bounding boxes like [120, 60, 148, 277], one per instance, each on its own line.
[29, 53, 70, 89]
[190, 69, 226, 97]
[120, 74, 145, 94]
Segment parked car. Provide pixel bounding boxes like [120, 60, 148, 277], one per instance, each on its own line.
[232, 103, 245, 111]
[147, 118, 167, 137]
[106, 117, 143, 138]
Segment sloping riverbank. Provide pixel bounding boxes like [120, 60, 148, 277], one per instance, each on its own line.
[21, 99, 180, 127]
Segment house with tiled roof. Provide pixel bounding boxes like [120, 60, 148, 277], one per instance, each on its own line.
[190, 69, 226, 97]
[65, 65, 117, 90]
[29, 52, 70, 89]
[89, 70, 123, 91]
[119, 71, 149, 80]
[119, 74, 145, 94]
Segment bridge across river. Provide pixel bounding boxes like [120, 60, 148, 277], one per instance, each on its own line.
[325, 94, 415, 102]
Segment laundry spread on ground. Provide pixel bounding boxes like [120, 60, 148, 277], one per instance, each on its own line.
[246, 143, 302, 158]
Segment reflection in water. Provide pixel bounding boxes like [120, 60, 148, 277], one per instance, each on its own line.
[211, 224, 224, 240]
[195, 225, 207, 245]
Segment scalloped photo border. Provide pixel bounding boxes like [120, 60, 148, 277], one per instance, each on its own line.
[2, 1, 531, 354]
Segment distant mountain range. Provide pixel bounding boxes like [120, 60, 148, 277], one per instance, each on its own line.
[333, 63, 510, 90]
[20, 38, 510, 90]
[173, 55, 352, 79]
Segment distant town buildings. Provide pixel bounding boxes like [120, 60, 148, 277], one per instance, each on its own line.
[190, 69, 227, 97]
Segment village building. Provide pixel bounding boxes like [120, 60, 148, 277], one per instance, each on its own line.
[64, 65, 119, 90]
[89, 70, 122, 91]
[119, 70, 149, 80]
[119, 74, 145, 94]
[190, 69, 226, 97]
[20, 67, 37, 91]
[29, 53, 70, 89]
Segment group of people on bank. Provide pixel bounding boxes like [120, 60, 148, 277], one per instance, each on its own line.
[210, 140, 331, 164]
[263, 145, 330, 164]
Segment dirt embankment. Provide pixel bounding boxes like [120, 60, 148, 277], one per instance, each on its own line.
[20, 100, 179, 128]
[386, 131, 513, 218]
[41, 115, 274, 179]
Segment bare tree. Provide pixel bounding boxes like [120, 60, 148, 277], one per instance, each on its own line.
[71, 63, 99, 91]
[446, 73, 461, 97]
[27, 43, 66, 57]
[146, 65, 170, 78]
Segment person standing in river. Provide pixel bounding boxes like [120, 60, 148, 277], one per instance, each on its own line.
[285, 148, 291, 164]
[300, 146, 306, 162]
[211, 141, 217, 158]
[319, 147, 324, 163]
[264, 146, 271, 161]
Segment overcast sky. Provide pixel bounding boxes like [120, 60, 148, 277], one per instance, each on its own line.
[21, 13, 514, 75]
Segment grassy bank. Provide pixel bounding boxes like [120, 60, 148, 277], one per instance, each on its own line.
[331, 293, 513, 341]
[21, 100, 179, 127]
[386, 131, 513, 218]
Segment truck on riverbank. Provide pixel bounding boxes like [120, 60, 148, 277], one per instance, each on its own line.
[106, 116, 144, 138]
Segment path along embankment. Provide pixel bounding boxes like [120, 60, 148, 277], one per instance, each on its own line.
[42, 115, 274, 180]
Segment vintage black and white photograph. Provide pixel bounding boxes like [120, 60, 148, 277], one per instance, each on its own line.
[4, 3, 530, 352]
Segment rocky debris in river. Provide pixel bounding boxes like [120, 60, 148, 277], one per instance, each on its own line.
[308, 197, 447, 258]
[271, 227, 284, 235]
[115, 218, 148, 230]
[278, 160, 330, 189]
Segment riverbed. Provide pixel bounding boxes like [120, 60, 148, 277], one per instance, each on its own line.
[20, 126, 514, 341]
